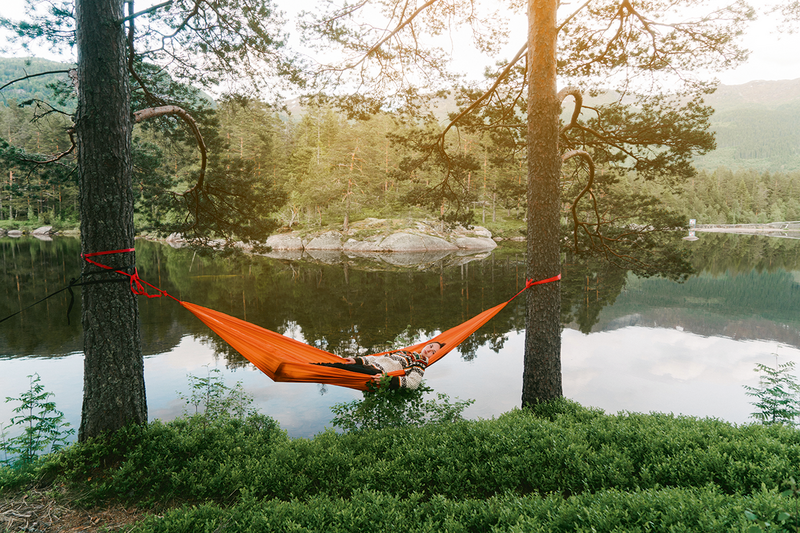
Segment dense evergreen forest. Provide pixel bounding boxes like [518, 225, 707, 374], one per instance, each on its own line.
[1, 57, 799, 234]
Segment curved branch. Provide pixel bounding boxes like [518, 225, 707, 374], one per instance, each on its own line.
[19, 129, 76, 165]
[558, 86, 583, 134]
[133, 105, 207, 204]
[563, 149, 596, 251]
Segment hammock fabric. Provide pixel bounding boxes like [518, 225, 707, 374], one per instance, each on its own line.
[181, 274, 560, 391]
[80, 248, 559, 392]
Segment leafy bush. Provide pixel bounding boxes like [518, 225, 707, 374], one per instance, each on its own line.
[45, 413, 287, 505]
[1, 374, 74, 467]
[178, 367, 257, 422]
[329, 378, 474, 432]
[745, 358, 800, 426]
[745, 477, 800, 532]
[21, 399, 800, 506]
[134, 485, 774, 532]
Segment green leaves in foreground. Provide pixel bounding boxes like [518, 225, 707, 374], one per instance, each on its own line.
[745, 358, 800, 427]
[1, 373, 74, 467]
[134, 485, 796, 533]
[329, 378, 474, 432]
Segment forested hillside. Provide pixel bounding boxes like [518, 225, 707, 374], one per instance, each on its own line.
[694, 78, 800, 172]
[0, 56, 798, 234]
[0, 57, 75, 106]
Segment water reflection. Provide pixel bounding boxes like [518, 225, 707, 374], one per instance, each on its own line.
[2, 233, 800, 438]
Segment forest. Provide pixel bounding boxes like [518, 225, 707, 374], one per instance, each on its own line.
[3, 56, 798, 239]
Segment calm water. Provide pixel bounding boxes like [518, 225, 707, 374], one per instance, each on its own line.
[2, 233, 800, 439]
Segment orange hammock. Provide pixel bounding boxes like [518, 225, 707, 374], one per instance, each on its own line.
[181, 275, 560, 391]
[81, 249, 559, 392]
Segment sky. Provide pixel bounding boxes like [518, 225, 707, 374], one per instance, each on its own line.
[1, 0, 799, 88]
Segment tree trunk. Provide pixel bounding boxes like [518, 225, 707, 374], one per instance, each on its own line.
[76, 0, 146, 440]
[522, 0, 562, 406]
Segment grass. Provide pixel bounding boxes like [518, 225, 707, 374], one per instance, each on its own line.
[2, 399, 800, 531]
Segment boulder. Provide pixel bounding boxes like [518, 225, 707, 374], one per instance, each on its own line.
[343, 236, 384, 252]
[33, 226, 53, 235]
[7, 230, 23, 237]
[379, 232, 458, 252]
[266, 233, 305, 250]
[304, 231, 343, 250]
[454, 236, 497, 250]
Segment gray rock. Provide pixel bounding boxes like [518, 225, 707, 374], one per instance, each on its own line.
[7, 230, 23, 237]
[305, 231, 343, 250]
[33, 226, 53, 235]
[379, 232, 458, 252]
[266, 233, 305, 250]
[343, 236, 384, 252]
[454, 236, 497, 250]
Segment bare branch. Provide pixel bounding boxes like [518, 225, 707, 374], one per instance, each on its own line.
[117, 0, 172, 24]
[133, 105, 207, 204]
[19, 129, 76, 165]
[563, 149, 596, 251]
[557, 0, 593, 33]
[0, 70, 72, 93]
[440, 42, 528, 145]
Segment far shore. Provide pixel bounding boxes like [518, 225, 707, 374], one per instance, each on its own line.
[694, 223, 800, 235]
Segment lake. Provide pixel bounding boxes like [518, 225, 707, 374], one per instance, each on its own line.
[2, 232, 800, 439]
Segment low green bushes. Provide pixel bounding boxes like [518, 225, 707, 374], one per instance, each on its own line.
[30, 399, 800, 507]
[129, 485, 793, 532]
[5, 398, 800, 530]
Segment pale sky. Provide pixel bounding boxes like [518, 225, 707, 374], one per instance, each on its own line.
[1, 0, 798, 87]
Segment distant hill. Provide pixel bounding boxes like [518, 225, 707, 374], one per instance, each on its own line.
[694, 78, 800, 173]
[3, 56, 798, 173]
[0, 56, 75, 105]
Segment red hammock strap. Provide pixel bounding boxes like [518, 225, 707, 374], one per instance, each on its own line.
[507, 273, 561, 302]
[82, 248, 180, 301]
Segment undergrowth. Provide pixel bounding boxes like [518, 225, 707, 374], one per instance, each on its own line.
[2, 398, 800, 531]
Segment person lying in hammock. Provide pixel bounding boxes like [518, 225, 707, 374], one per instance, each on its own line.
[315, 341, 444, 390]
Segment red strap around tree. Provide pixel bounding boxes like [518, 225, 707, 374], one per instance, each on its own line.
[82, 248, 179, 301]
[507, 273, 562, 302]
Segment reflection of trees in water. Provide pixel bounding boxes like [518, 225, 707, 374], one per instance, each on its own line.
[0, 237, 84, 357]
[8, 233, 797, 362]
[689, 233, 800, 275]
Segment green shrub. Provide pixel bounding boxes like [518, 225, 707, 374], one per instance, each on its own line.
[1, 374, 74, 467]
[178, 367, 257, 422]
[745, 358, 800, 426]
[29, 400, 800, 506]
[49, 413, 287, 505]
[134, 485, 768, 532]
[330, 378, 474, 432]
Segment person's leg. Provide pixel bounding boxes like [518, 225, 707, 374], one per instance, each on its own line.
[314, 362, 381, 375]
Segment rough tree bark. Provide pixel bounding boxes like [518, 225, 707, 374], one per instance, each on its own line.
[76, 0, 146, 440]
[522, 0, 563, 405]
